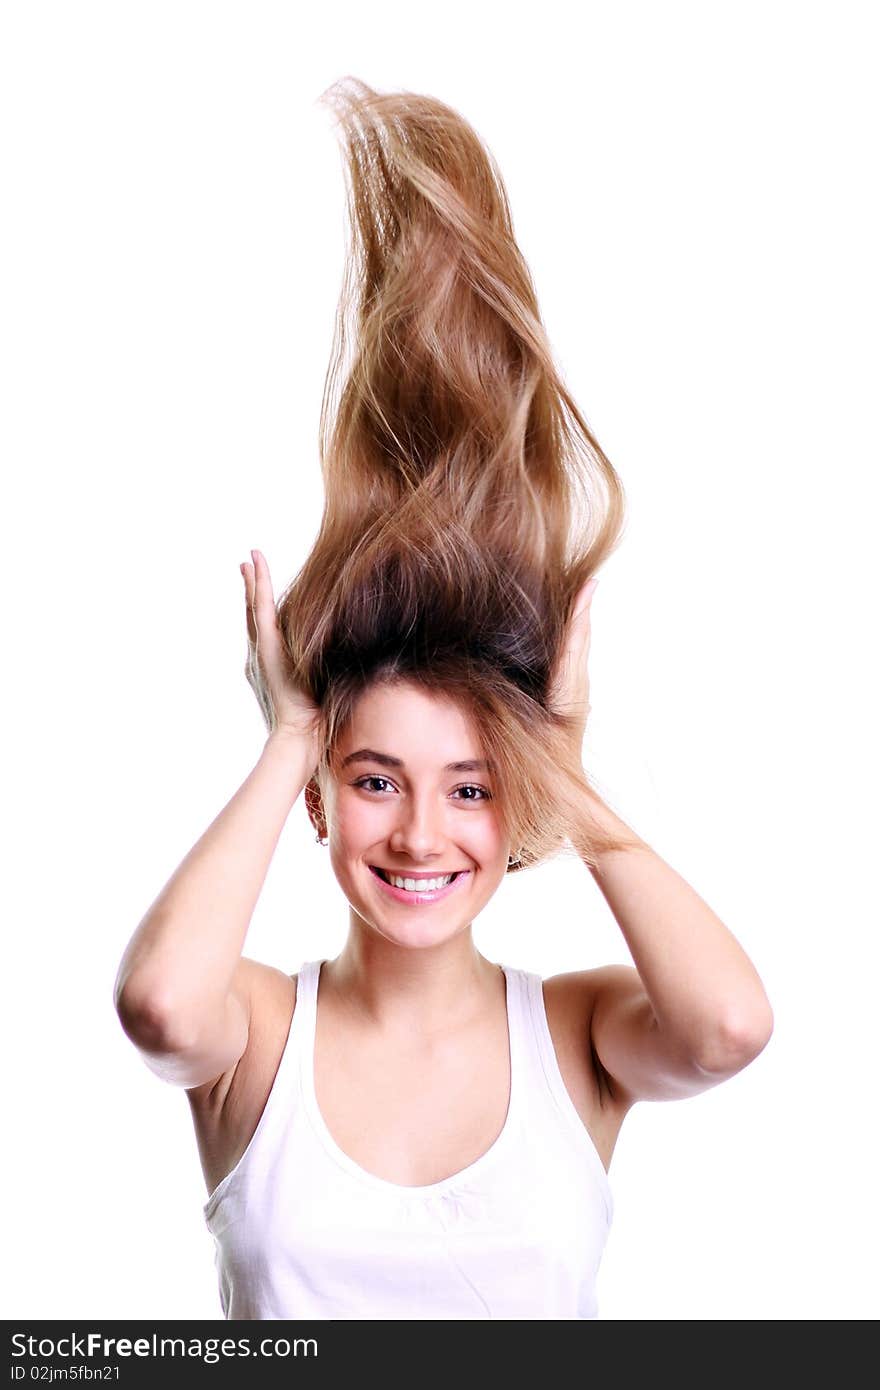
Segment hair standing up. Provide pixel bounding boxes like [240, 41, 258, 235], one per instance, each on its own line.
[277, 76, 639, 872]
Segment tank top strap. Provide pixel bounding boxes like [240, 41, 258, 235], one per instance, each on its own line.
[514, 966, 615, 1218]
[291, 957, 322, 1046]
[515, 967, 569, 1094]
[295, 957, 322, 1004]
[497, 962, 532, 1085]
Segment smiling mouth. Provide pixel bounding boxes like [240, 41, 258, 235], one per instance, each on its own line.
[370, 866, 464, 888]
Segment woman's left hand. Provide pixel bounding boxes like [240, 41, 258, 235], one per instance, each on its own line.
[548, 576, 599, 756]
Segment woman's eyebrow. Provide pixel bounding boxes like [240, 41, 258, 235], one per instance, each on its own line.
[341, 748, 491, 773]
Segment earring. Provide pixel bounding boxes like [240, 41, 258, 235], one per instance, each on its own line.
[508, 851, 523, 867]
[316, 829, 328, 846]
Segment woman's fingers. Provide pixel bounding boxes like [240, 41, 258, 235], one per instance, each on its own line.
[560, 579, 596, 668]
[240, 563, 257, 649]
[243, 549, 276, 635]
[243, 547, 286, 677]
[238, 547, 320, 741]
[548, 576, 598, 751]
[250, 549, 274, 624]
[572, 576, 598, 626]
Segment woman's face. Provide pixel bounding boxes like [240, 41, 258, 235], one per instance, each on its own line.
[322, 680, 510, 948]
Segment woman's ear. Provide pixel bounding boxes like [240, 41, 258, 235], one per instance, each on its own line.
[304, 775, 327, 840]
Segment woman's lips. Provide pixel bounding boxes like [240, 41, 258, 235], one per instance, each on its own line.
[368, 864, 471, 904]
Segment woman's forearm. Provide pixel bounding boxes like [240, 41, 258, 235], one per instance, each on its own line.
[574, 789, 774, 1067]
[113, 728, 316, 1040]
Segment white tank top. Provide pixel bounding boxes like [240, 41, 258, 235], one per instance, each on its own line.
[203, 958, 614, 1320]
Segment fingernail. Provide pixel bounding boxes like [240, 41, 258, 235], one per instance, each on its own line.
[251, 549, 258, 565]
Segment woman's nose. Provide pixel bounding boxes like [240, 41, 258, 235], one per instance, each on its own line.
[388, 794, 447, 861]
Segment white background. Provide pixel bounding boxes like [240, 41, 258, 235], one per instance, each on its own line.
[2, 0, 877, 1321]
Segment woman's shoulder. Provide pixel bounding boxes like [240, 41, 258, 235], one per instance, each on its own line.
[186, 957, 298, 1112]
[541, 967, 629, 1107]
[542, 964, 635, 1025]
[541, 964, 604, 1017]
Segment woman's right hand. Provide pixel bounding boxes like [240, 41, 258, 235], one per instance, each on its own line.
[240, 549, 321, 756]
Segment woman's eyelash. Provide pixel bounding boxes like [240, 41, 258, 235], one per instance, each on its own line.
[351, 776, 492, 801]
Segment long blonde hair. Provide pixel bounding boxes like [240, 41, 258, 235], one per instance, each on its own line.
[278, 77, 638, 871]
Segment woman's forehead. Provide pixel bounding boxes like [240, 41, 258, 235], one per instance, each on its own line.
[342, 681, 484, 762]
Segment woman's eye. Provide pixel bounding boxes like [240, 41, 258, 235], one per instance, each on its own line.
[354, 776, 394, 793]
[453, 784, 492, 801]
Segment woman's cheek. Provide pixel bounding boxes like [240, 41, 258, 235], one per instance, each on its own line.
[332, 790, 382, 847]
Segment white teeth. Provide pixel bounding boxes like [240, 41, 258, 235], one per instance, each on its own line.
[388, 873, 454, 892]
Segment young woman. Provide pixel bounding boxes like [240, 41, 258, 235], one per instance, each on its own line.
[113, 79, 774, 1321]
